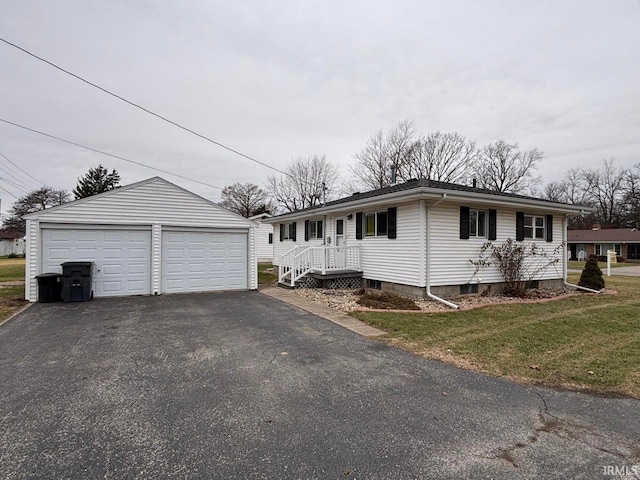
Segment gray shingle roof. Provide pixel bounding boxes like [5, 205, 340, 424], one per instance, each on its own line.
[271, 178, 583, 218]
[567, 229, 640, 243]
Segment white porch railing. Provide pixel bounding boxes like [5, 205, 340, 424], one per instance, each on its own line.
[278, 245, 362, 287]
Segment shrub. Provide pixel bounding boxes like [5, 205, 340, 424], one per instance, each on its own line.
[7, 253, 18, 259]
[470, 239, 562, 298]
[578, 257, 605, 290]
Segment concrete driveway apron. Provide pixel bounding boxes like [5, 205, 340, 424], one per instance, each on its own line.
[1, 291, 638, 479]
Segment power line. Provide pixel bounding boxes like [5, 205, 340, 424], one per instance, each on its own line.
[0, 163, 36, 192]
[0, 176, 31, 195]
[0, 180, 22, 199]
[0, 118, 224, 191]
[0, 36, 288, 176]
[0, 151, 46, 187]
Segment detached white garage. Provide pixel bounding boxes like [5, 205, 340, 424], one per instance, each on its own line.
[24, 177, 258, 302]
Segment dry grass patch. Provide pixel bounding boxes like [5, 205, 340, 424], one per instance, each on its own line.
[355, 288, 420, 310]
[352, 275, 640, 398]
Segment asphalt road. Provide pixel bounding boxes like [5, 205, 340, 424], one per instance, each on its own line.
[1, 292, 638, 479]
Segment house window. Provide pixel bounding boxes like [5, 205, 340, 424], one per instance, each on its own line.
[469, 209, 487, 237]
[308, 220, 323, 240]
[365, 212, 387, 237]
[523, 215, 545, 240]
[595, 244, 621, 256]
[283, 223, 295, 240]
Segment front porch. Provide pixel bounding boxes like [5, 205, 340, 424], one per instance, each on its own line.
[278, 245, 362, 288]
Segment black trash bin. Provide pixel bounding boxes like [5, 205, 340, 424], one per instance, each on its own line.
[61, 261, 93, 302]
[36, 273, 62, 303]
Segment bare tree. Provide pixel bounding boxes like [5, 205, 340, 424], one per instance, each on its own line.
[2, 187, 70, 235]
[624, 164, 640, 227]
[351, 120, 416, 190]
[404, 132, 477, 184]
[473, 140, 542, 194]
[266, 155, 340, 212]
[582, 158, 628, 228]
[219, 183, 273, 218]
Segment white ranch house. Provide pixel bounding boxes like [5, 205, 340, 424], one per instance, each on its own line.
[264, 179, 586, 306]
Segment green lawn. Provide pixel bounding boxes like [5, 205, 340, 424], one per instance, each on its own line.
[352, 274, 640, 398]
[0, 258, 27, 322]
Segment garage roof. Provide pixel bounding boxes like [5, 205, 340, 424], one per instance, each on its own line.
[26, 176, 255, 228]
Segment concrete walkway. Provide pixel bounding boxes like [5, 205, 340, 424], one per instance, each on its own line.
[260, 285, 386, 337]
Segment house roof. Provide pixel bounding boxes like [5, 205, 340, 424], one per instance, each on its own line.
[567, 228, 640, 243]
[265, 178, 589, 222]
[249, 213, 273, 221]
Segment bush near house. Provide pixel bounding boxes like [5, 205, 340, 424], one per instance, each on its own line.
[579, 257, 605, 290]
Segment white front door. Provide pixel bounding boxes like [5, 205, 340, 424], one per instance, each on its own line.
[334, 217, 346, 268]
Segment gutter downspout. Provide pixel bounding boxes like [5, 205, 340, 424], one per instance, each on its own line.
[425, 194, 460, 309]
[562, 213, 602, 294]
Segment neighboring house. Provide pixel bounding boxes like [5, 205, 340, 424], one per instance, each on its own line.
[567, 227, 640, 261]
[263, 178, 586, 304]
[0, 231, 25, 256]
[249, 213, 274, 263]
[24, 177, 258, 302]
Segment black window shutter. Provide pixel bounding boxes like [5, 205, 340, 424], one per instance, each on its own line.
[356, 212, 363, 240]
[317, 220, 323, 239]
[304, 220, 310, 241]
[291, 222, 297, 242]
[279, 224, 284, 242]
[516, 212, 525, 241]
[387, 207, 397, 239]
[546, 215, 553, 242]
[460, 206, 470, 239]
[488, 209, 497, 241]
[268, 233, 273, 244]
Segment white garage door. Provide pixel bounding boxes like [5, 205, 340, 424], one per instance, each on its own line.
[162, 230, 248, 293]
[41, 228, 152, 297]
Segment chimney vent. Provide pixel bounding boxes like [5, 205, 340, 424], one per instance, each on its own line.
[390, 165, 397, 185]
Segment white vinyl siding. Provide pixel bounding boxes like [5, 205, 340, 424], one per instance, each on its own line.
[28, 178, 251, 228]
[255, 222, 274, 263]
[354, 203, 422, 287]
[429, 203, 564, 286]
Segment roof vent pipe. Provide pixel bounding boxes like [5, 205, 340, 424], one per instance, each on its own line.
[472, 178, 477, 188]
[390, 165, 397, 185]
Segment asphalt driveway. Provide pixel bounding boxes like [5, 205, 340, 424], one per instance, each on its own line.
[1, 292, 638, 479]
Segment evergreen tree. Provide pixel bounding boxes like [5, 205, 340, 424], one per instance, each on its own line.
[73, 165, 121, 199]
[578, 257, 605, 290]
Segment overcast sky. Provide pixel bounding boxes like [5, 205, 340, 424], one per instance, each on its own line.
[1, 0, 639, 213]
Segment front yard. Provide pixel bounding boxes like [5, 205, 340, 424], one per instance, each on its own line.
[352, 274, 640, 398]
